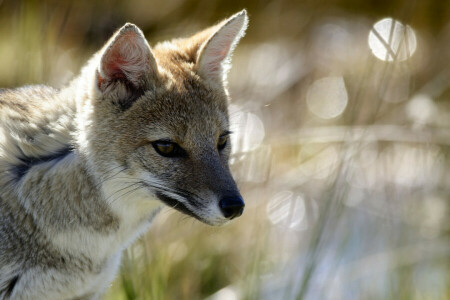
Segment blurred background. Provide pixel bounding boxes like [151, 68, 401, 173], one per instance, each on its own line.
[1, 0, 449, 299]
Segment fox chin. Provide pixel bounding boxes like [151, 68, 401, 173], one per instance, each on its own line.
[0, 10, 248, 299]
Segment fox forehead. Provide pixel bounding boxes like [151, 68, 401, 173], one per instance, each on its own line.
[122, 75, 230, 144]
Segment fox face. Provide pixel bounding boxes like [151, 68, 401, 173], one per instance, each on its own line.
[81, 11, 248, 225]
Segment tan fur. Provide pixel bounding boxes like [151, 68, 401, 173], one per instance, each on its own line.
[0, 10, 248, 299]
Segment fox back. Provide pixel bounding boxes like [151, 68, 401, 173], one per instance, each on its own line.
[0, 11, 248, 299]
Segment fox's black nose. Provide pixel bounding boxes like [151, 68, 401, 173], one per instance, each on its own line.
[219, 196, 245, 219]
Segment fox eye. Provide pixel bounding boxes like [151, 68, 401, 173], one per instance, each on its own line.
[217, 135, 228, 151]
[152, 141, 186, 158]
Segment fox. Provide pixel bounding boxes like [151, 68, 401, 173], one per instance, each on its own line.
[0, 10, 248, 299]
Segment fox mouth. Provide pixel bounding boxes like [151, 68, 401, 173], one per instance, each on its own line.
[155, 191, 199, 220]
[155, 191, 225, 225]
[139, 181, 221, 225]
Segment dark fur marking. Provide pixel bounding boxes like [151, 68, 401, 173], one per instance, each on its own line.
[4, 275, 19, 298]
[155, 191, 199, 220]
[117, 80, 146, 110]
[11, 147, 73, 180]
[105, 78, 146, 111]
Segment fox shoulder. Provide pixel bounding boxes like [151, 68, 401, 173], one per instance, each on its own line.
[0, 85, 75, 172]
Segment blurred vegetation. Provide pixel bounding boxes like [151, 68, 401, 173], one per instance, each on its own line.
[1, 0, 449, 299]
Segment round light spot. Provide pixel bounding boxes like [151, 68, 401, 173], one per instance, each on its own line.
[266, 191, 307, 231]
[368, 18, 417, 62]
[406, 94, 437, 125]
[229, 104, 265, 154]
[208, 286, 240, 300]
[306, 76, 348, 119]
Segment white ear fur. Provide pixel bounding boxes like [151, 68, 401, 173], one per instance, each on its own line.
[98, 23, 157, 91]
[196, 10, 248, 84]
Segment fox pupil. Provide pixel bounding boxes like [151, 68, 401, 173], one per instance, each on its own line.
[152, 141, 187, 158]
[218, 136, 228, 151]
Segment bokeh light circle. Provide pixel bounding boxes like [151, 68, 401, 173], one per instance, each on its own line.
[368, 18, 417, 62]
[306, 76, 348, 119]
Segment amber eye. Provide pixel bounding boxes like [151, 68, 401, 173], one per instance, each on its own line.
[218, 135, 228, 151]
[152, 141, 186, 158]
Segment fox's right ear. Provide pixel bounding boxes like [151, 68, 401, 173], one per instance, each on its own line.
[97, 23, 157, 93]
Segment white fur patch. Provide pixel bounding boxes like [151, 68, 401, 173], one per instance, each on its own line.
[51, 166, 162, 266]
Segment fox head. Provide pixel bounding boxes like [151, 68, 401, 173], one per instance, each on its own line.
[79, 11, 248, 225]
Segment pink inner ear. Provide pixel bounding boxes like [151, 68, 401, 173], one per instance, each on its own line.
[101, 31, 148, 82]
[104, 52, 128, 80]
[204, 45, 231, 74]
[211, 48, 229, 60]
[196, 11, 248, 81]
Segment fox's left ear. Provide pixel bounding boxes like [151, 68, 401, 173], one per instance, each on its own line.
[196, 10, 248, 85]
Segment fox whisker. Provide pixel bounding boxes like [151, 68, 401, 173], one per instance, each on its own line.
[0, 10, 247, 296]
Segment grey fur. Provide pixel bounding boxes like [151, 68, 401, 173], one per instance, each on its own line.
[0, 10, 248, 300]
